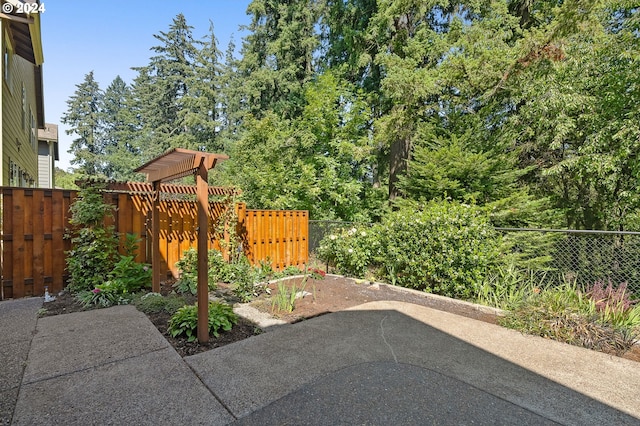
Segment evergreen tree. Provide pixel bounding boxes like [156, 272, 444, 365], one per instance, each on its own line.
[100, 76, 139, 180]
[131, 14, 199, 160]
[180, 21, 224, 152]
[225, 72, 384, 221]
[218, 37, 245, 149]
[499, 1, 640, 230]
[62, 71, 104, 176]
[237, 0, 323, 119]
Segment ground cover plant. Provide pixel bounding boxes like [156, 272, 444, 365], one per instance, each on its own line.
[167, 302, 238, 342]
[498, 279, 640, 355]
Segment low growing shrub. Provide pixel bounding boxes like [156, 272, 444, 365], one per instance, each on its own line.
[501, 281, 640, 355]
[474, 263, 544, 310]
[108, 255, 152, 293]
[167, 302, 238, 342]
[133, 292, 188, 315]
[75, 284, 130, 309]
[586, 281, 640, 330]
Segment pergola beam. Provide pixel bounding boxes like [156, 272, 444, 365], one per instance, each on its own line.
[106, 182, 240, 196]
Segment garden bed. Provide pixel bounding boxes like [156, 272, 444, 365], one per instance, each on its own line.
[40, 275, 640, 362]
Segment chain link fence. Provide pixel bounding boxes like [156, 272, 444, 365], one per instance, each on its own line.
[496, 228, 640, 293]
[309, 221, 640, 294]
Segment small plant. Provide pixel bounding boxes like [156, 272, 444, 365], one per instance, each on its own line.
[108, 255, 152, 293]
[271, 277, 308, 313]
[308, 268, 326, 280]
[167, 302, 238, 342]
[75, 285, 130, 309]
[587, 281, 640, 329]
[229, 255, 259, 302]
[474, 264, 545, 310]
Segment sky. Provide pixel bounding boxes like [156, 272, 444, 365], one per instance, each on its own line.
[40, 0, 252, 171]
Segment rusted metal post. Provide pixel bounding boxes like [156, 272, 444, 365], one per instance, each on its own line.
[196, 161, 209, 343]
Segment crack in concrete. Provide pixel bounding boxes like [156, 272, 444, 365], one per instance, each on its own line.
[380, 316, 398, 363]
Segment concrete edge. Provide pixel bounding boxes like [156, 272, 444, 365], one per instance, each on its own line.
[233, 304, 287, 330]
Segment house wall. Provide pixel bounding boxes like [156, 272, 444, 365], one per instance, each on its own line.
[1, 22, 39, 187]
[37, 142, 52, 187]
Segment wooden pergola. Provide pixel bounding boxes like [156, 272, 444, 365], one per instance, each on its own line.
[135, 148, 228, 343]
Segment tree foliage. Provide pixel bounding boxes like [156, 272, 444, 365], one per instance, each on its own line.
[62, 3, 640, 230]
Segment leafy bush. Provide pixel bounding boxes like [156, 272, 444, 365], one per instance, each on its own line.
[167, 302, 238, 342]
[376, 202, 500, 299]
[228, 255, 259, 302]
[317, 225, 379, 277]
[174, 248, 221, 295]
[108, 255, 152, 293]
[66, 178, 119, 293]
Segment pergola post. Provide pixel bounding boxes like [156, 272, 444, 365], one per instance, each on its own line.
[134, 148, 228, 344]
[151, 181, 161, 293]
[196, 159, 210, 343]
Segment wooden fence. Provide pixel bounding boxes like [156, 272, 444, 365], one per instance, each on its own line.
[1, 186, 308, 299]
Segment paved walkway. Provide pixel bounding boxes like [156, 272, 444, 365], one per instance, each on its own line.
[2, 297, 640, 425]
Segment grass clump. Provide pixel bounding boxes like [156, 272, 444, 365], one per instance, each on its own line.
[271, 277, 308, 313]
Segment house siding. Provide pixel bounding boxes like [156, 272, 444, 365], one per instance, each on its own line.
[38, 152, 50, 187]
[2, 23, 40, 187]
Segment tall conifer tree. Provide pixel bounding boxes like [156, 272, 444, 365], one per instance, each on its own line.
[62, 71, 104, 176]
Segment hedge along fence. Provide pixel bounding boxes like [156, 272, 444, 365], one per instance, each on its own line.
[1, 186, 308, 299]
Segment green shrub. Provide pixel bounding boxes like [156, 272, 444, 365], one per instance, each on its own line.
[228, 255, 259, 302]
[376, 202, 500, 298]
[586, 281, 640, 330]
[66, 178, 119, 294]
[167, 302, 238, 342]
[174, 248, 221, 295]
[317, 225, 379, 278]
[474, 263, 547, 310]
[108, 255, 152, 293]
